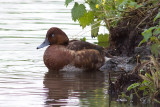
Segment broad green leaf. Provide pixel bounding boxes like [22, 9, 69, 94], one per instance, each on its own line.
[127, 83, 140, 91]
[129, 2, 137, 7]
[78, 11, 94, 29]
[80, 37, 86, 42]
[97, 34, 110, 47]
[91, 20, 101, 37]
[71, 2, 86, 21]
[154, 12, 160, 22]
[142, 27, 156, 41]
[153, 27, 160, 36]
[119, 0, 129, 8]
[142, 80, 150, 86]
[97, 34, 109, 43]
[142, 30, 152, 42]
[140, 26, 159, 47]
[89, 2, 96, 10]
[139, 86, 147, 90]
[65, 0, 74, 6]
[117, 0, 124, 5]
[91, 0, 97, 3]
[151, 43, 160, 57]
[97, 42, 109, 47]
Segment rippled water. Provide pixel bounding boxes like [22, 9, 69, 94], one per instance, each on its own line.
[0, 0, 153, 107]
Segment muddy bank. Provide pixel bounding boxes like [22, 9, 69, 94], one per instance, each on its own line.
[101, 2, 160, 104]
[107, 5, 159, 57]
[100, 45, 152, 72]
[101, 3, 159, 72]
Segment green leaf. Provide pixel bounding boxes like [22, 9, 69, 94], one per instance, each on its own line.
[151, 43, 160, 57]
[129, 2, 137, 7]
[154, 12, 160, 22]
[142, 80, 150, 86]
[97, 34, 109, 43]
[142, 30, 152, 42]
[139, 86, 147, 90]
[150, 36, 159, 42]
[119, 0, 129, 8]
[71, 2, 86, 21]
[97, 42, 109, 47]
[127, 83, 140, 91]
[116, 0, 124, 5]
[91, 20, 101, 37]
[145, 73, 153, 80]
[154, 99, 160, 104]
[143, 90, 149, 96]
[89, 2, 96, 10]
[97, 34, 110, 47]
[80, 37, 86, 42]
[138, 39, 146, 47]
[78, 11, 94, 29]
[142, 27, 156, 41]
[91, 0, 97, 3]
[153, 27, 160, 36]
[65, 0, 74, 6]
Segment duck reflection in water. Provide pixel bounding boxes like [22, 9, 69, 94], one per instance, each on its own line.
[43, 70, 105, 106]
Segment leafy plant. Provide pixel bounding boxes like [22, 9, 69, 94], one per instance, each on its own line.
[65, 0, 143, 45]
[80, 37, 86, 42]
[127, 10, 160, 104]
[139, 11, 160, 57]
[117, 92, 131, 102]
[96, 34, 110, 47]
[127, 56, 160, 103]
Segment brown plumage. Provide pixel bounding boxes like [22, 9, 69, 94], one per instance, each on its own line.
[37, 27, 105, 71]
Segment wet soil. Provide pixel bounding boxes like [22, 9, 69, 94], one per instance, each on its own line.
[104, 3, 160, 103]
[107, 5, 159, 57]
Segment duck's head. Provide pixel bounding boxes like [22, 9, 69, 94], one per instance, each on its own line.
[37, 27, 69, 49]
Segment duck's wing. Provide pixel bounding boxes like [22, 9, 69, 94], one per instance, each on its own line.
[67, 40, 104, 53]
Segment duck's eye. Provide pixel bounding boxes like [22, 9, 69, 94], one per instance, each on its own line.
[52, 34, 55, 37]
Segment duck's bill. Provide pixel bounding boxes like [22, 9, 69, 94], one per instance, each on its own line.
[37, 38, 50, 49]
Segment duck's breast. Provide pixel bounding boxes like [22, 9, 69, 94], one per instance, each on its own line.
[43, 45, 74, 70]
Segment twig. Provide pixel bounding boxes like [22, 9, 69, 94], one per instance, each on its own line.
[136, 7, 158, 29]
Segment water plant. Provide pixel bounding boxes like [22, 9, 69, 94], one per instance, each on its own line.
[127, 56, 160, 103]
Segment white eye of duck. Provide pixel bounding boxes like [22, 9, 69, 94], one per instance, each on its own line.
[52, 34, 55, 37]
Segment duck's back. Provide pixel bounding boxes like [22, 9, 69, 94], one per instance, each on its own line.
[67, 40, 105, 71]
[74, 49, 105, 71]
[67, 40, 104, 54]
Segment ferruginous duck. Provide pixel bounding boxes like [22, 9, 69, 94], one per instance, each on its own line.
[37, 27, 105, 71]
